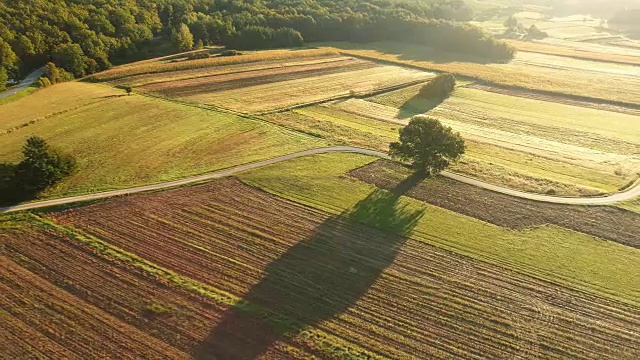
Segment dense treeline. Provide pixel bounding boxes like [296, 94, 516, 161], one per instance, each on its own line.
[0, 0, 514, 82]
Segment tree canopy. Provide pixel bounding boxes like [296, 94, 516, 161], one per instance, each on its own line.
[0, 0, 514, 82]
[0, 136, 76, 204]
[419, 73, 456, 99]
[389, 116, 465, 175]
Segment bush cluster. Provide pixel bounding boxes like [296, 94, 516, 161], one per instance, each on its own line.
[420, 73, 456, 99]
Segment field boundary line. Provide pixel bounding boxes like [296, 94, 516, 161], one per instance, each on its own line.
[2, 147, 640, 213]
[251, 77, 433, 116]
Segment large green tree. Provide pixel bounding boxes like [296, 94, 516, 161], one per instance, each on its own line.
[53, 43, 88, 77]
[0, 67, 7, 91]
[14, 136, 76, 194]
[389, 116, 465, 175]
[172, 23, 194, 52]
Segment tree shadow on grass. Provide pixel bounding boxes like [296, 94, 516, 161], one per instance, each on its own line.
[192, 172, 426, 359]
[0, 162, 37, 206]
[396, 94, 444, 119]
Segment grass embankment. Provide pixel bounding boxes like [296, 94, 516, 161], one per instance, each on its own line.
[239, 153, 640, 304]
[321, 42, 640, 105]
[0, 82, 325, 199]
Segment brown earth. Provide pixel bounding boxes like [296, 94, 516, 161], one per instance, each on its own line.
[1, 223, 303, 359]
[139, 58, 377, 98]
[349, 160, 640, 248]
[47, 178, 640, 359]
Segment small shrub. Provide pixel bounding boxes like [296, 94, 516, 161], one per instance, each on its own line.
[527, 25, 548, 40]
[38, 77, 52, 88]
[117, 84, 133, 95]
[187, 52, 210, 60]
[220, 49, 241, 57]
[419, 73, 456, 100]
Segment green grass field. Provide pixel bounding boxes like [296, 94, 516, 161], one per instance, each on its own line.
[0, 82, 326, 199]
[264, 103, 628, 196]
[238, 153, 640, 304]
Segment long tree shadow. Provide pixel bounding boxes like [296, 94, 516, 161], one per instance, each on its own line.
[192, 173, 426, 359]
[396, 94, 443, 119]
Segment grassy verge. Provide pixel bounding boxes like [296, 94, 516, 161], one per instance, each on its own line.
[238, 153, 640, 305]
[0, 85, 39, 106]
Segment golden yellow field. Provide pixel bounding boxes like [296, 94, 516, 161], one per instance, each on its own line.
[106, 54, 435, 114]
[325, 42, 640, 105]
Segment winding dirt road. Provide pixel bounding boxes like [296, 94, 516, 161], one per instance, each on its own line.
[1, 146, 639, 213]
[0, 67, 43, 100]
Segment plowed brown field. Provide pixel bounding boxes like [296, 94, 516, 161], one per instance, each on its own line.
[1, 222, 310, 359]
[42, 178, 640, 359]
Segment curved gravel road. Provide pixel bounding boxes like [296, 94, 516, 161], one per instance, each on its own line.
[0, 67, 43, 100]
[1, 146, 638, 213]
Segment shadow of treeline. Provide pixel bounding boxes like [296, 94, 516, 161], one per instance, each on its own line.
[192, 173, 426, 359]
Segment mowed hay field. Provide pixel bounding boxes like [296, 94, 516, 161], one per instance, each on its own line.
[2, 174, 632, 359]
[0, 82, 325, 199]
[326, 42, 640, 105]
[101, 52, 434, 114]
[370, 86, 640, 193]
[263, 90, 639, 196]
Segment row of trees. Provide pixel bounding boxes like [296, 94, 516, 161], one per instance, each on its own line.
[1, 0, 514, 83]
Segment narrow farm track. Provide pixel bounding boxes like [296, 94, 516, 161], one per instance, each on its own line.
[2, 146, 640, 213]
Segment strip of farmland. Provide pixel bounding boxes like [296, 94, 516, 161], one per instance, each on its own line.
[349, 160, 640, 248]
[137, 57, 377, 98]
[263, 106, 627, 196]
[89, 48, 339, 82]
[108, 55, 350, 87]
[49, 178, 640, 359]
[172, 64, 433, 113]
[1, 222, 319, 359]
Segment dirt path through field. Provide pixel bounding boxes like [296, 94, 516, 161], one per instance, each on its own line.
[2, 146, 639, 213]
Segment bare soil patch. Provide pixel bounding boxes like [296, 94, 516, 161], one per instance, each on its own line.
[349, 160, 640, 248]
[1, 223, 301, 359]
[46, 178, 640, 359]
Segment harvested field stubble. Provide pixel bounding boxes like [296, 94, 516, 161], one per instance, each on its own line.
[89, 48, 339, 82]
[263, 105, 625, 196]
[139, 57, 377, 98]
[107, 55, 350, 87]
[161, 63, 434, 113]
[47, 178, 640, 359]
[349, 160, 640, 248]
[328, 42, 640, 104]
